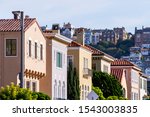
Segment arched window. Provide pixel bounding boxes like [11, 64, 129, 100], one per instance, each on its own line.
[82, 85, 84, 100]
[58, 81, 61, 99]
[62, 81, 65, 99]
[54, 80, 57, 99]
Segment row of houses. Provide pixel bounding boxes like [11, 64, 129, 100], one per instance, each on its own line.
[0, 12, 148, 100]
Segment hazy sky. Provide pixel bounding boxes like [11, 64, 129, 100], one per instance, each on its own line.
[1, 0, 150, 33]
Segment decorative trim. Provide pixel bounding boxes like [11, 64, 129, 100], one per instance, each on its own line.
[24, 69, 45, 79]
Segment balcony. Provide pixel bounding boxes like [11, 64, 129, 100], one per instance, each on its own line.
[83, 68, 92, 77]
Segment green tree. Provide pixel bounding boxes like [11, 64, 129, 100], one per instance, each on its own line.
[92, 86, 105, 100]
[0, 83, 37, 100]
[92, 71, 123, 98]
[32, 92, 51, 100]
[67, 63, 80, 100]
[0, 83, 51, 100]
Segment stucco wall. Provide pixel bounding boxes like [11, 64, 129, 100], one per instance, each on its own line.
[0, 32, 21, 87]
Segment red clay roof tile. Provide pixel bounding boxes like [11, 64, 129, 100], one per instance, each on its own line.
[111, 68, 124, 82]
[111, 59, 134, 66]
[0, 18, 36, 32]
[68, 41, 92, 51]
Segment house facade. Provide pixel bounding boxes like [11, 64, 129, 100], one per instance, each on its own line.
[111, 60, 141, 100]
[40, 32, 72, 99]
[0, 13, 46, 92]
[139, 73, 148, 99]
[111, 68, 128, 98]
[86, 45, 114, 74]
[68, 41, 92, 100]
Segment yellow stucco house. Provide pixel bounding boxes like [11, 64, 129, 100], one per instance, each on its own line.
[68, 41, 92, 100]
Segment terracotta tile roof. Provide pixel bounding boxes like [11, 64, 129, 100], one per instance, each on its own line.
[0, 18, 36, 32]
[85, 44, 104, 55]
[68, 41, 92, 52]
[111, 59, 134, 66]
[111, 68, 124, 82]
[85, 44, 115, 60]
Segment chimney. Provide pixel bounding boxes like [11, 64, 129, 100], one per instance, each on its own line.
[25, 15, 30, 19]
[52, 24, 60, 34]
[75, 28, 85, 46]
[12, 11, 21, 19]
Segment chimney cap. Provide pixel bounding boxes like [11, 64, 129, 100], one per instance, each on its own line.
[12, 11, 21, 19]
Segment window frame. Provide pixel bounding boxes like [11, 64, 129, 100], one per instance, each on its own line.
[5, 38, 18, 57]
[40, 44, 43, 60]
[56, 52, 63, 68]
[29, 40, 32, 57]
[32, 82, 37, 92]
[35, 42, 37, 59]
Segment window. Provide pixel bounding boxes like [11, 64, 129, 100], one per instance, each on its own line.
[54, 80, 57, 99]
[103, 65, 108, 73]
[26, 81, 30, 89]
[56, 52, 62, 68]
[35, 42, 37, 59]
[92, 63, 96, 70]
[140, 78, 142, 89]
[83, 58, 88, 68]
[40, 44, 43, 60]
[67, 55, 73, 66]
[82, 85, 84, 100]
[62, 82, 65, 99]
[85, 85, 87, 100]
[6, 39, 17, 56]
[123, 88, 126, 98]
[144, 80, 147, 91]
[32, 82, 36, 92]
[29, 40, 31, 57]
[58, 81, 61, 99]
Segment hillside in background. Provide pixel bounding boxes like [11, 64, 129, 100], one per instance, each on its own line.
[90, 39, 134, 59]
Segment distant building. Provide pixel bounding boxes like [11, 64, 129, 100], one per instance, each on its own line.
[84, 29, 92, 44]
[135, 27, 150, 47]
[101, 29, 119, 44]
[60, 22, 75, 39]
[113, 27, 128, 40]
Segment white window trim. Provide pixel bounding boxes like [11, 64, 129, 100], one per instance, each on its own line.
[56, 51, 63, 69]
[4, 38, 18, 57]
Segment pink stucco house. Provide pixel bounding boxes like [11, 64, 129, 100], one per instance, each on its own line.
[0, 13, 46, 92]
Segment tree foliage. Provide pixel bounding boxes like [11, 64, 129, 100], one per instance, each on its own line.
[92, 86, 105, 100]
[92, 71, 123, 98]
[90, 39, 134, 58]
[32, 92, 51, 100]
[67, 63, 80, 100]
[0, 83, 51, 100]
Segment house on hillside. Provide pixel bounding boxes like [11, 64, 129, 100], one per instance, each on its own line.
[0, 12, 46, 92]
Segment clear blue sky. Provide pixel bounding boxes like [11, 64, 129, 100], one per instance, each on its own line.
[1, 0, 150, 33]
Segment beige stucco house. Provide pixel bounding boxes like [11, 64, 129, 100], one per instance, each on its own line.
[0, 13, 46, 92]
[85, 45, 114, 74]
